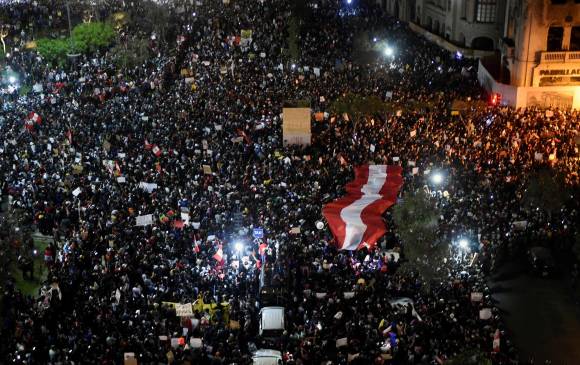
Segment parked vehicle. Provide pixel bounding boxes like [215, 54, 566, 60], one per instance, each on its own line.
[252, 349, 283, 365]
[259, 306, 285, 337]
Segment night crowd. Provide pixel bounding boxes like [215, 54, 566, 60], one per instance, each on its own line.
[0, 0, 579, 364]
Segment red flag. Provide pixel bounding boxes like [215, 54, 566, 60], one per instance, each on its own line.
[322, 165, 403, 250]
[173, 220, 185, 229]
[237, 129, 252, 144]
[144, 139, 153, 150]
[258, 243, 268, 256]
[66, 130, 73, 144]
[152, 145, 162, 157]
[213, 245, 224, 263]
[194, 242, 201, 253]
[493, 329, 500, 352]
[27, 112, 42, 125]
[114, 161, 122, 176]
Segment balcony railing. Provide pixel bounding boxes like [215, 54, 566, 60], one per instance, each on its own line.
[541, 51, 580, 63]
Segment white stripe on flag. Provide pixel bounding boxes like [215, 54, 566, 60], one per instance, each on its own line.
[340, 165, 387, 250]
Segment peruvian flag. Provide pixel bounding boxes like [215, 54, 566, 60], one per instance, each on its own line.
[144, 139, 153, 150]
[322, 165, 403, 250]
[492, 329, 500, 352]
[28, 112, 42, 125]
[152, 145, 162, 157]
[213, 245, 224, 263]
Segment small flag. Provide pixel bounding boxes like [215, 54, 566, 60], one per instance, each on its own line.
[28, 112, 42, 124]
[144, 139, 153, 150]
[213, 245, 224, 263]
[152, 145, 162, 157]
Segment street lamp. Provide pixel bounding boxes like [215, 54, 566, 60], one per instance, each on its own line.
[234, 241, 244, 253]
[458, 238, 469, 250]
[383, 46, 394, 57]
[431, 172, 444, 185]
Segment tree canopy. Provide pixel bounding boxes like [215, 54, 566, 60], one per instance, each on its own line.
[523, 168, 568, 217]
[392, 189, 446, 288]
[36, 22, 116, 65]
[330, 93, 392, 122]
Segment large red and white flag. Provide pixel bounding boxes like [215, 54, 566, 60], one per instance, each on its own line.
[323, 165, 403, 250]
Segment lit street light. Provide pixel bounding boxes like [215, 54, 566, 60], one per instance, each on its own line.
[431, 172, 444, 185]
[234, 241, 244, 253]
[383, 46, 394, 57]
[459, 238, 469, 250]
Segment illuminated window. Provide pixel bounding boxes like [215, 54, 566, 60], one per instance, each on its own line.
[476, 0, 497, 23]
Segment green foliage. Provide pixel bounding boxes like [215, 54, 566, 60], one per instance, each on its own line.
[72, 22, 116, 53]
[330, 93, 392, 122]
[36, 38, 76, 66]
[446, 350, 492, 365]
[111, 38, 151, 69]
[523, 169, 568, 217]
[392, 189, 445, 288]
[19, 84, 32, 96]
[36, 22, 116, 66]
[287, 16, 301, 61]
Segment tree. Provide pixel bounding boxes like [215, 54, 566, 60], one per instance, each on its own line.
[392, 189, 446, 289]
[71, 22, 116, 53]
[287, 16, 301, 61]
[523, 168, 568, 218]
[110, 37, 151, 70]
[330, 93, 392, 124]
[36, 38, 77, 66]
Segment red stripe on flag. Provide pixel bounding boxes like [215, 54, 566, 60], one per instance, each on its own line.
[322, 165, 403, 250]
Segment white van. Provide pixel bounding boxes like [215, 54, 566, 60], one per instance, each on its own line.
[259, 306, 285, 337]
[252, 349, 283, 365]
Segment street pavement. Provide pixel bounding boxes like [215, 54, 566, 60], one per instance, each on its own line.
[490, 259, 580, 364]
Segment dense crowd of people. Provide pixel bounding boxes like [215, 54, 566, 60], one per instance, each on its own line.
[0, 0, 579, 364]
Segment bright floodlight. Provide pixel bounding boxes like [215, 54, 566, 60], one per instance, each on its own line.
[431, 172, 443, 185]
[346, 0, 352, 4]
[455, 51, 463, 59]
[8, 76, 16, 84]
[384, 47, 394, 57]
[291, 64, 296, 69]
[459, 239, 469, 250]
[234, 241, 244, 252]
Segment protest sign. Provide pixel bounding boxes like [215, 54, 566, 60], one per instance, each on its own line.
[479, 308, 492, 320]
[253, 227, 264, 239]
[175, 303, 193, 317]
[336, 338, 348, 348]
[124, 353, 137, 365]
[203, 165, 212, 174]
[282, 108, 311, 146]
[136, 214, 154, 226]
[139, 182, 158, 193]
[470, 292, 483, 302]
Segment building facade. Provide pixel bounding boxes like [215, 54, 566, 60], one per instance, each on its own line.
[380, 0, 580, 109]
[381, 0, 507, 50]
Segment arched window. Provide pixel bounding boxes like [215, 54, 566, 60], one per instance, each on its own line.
[476, 0, 497, 23]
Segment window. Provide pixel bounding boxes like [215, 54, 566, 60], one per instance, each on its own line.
[547, 26, 564, 51]
[476, 0, 497, 23]
[570, 27, 580, 51]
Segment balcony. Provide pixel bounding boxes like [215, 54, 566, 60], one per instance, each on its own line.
[540, 51, 580, 63]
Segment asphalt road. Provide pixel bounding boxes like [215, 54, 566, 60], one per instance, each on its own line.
[490, 259, 580, 364]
